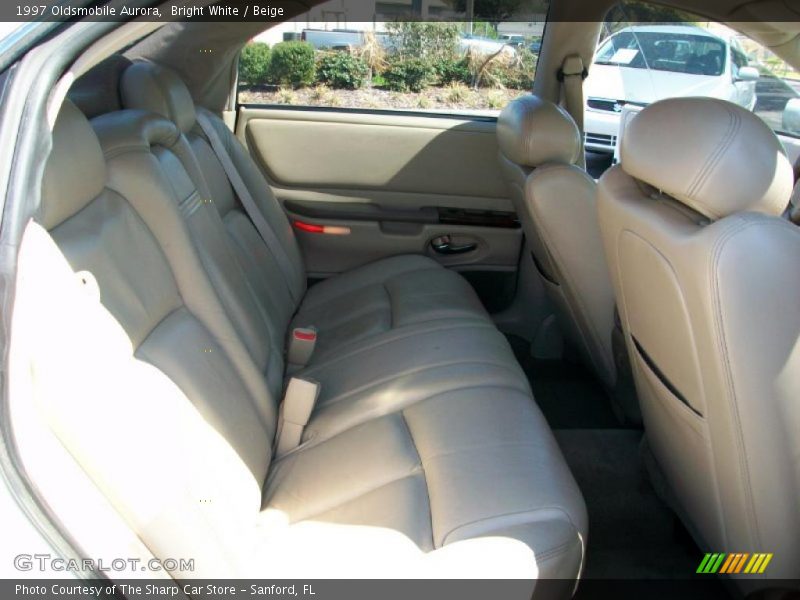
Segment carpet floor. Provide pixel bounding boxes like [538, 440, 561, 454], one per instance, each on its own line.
[507, 335, 730, 597]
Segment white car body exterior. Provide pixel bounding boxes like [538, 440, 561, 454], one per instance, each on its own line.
[301, 29, 367, 49]
[584, 25, 758, 152]
[459, 36, 517, 57]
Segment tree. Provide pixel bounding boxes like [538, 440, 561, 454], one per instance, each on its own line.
[385, 22, 460, 62]
[604, 1, 699, 35]
[452, 0, 543, 24]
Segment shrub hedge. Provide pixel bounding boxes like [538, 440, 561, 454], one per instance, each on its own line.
[316, 52, 369, 89]
[434, 57, 472, 86]
[383, 58, 435, 92]
[239, 42, 271, 85]
[238, 40, 537, 93]
[270, 41, 316, 87]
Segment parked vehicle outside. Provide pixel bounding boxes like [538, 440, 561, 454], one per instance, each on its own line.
[300, 29, 517, 57]
[584, 25, 759, 152]
[459, 34, 517, 56]
[301, 29, 376, 50]
[499, 34, 526, 47]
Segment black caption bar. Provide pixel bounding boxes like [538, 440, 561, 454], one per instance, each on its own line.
[5, 579, 540, 600]
[4, 0, 800, 23]
[6, 578, 797, 600]
[6, 0, 302, 23]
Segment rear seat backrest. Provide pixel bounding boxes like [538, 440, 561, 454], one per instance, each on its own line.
[91, 109, 286, 398]
[36, 101, 275, 574]
[120, 61, 306, 332]
[116, 61, 503, 359]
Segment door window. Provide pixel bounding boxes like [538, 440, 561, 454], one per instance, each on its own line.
[237, 0, 548, 115]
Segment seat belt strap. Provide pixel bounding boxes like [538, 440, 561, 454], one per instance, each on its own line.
[275, 377, 320, 455]
[558, 54, 588, 168]
[195, 109, 299, 304]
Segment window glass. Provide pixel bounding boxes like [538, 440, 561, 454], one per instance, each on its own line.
[595, 30, 726, 76]
[742, 41, 800, 135]
[585, 1, 800, 176]
[237, 0, 548, 114]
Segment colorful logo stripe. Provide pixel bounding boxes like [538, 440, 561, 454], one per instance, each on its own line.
[697, 553, 773, 574]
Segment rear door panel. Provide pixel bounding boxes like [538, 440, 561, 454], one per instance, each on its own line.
[236, 107, 521, 277]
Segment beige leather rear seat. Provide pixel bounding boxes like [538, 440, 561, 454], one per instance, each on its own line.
[36, 96, 587, 586]
[90, 106, 527, 422]
[121, 60, 492, 362]
[108, 62, 542, 428]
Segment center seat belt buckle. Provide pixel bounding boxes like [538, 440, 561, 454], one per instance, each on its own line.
[275, 377, 321, 456]
[287, 326, 317, 369]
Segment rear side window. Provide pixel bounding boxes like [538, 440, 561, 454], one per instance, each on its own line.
[236, 0, 548, 115]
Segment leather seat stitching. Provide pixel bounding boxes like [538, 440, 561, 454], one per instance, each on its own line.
[302, 383, 532, 453]
[299, 265, 443, 311]
[686, 103, 739, 219]
[413, 439, 549, 463]
[309, 317, 491, 363]
[316, 362, 529, 409]
[277, 469, 425, 526]
[534, 536, 578, 563]
[530, 170, 615, 379]
[399, 411, 435, 550]
[708, 217, 790, 550]
[300, 322, 499, 374]
[441, 506, 580, 547]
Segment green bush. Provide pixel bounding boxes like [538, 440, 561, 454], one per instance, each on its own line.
[383, 58, 434, 92]
[269, 41, 316, 87]
[316, 52, 369, 89]
[239, 42, 271, 85]
[434, 57, 472, 86]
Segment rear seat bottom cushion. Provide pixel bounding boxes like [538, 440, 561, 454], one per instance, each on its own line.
[262, 388, 587, 578]
[292, 255, 492, 359]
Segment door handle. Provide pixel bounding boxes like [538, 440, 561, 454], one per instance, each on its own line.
[430, 235, 478, 255]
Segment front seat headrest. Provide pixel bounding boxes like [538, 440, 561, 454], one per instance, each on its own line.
[42, 100, 107, 230]
[497, 95, 581, 167]
[120, 60, 196, 134]
[620, 96, 792, 220]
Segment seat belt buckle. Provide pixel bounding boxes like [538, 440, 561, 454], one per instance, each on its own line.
[287, 326, 317, 368]
[275, 377, 320, 456]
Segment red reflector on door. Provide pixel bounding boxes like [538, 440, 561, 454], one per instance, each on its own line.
[293, 220, 325, 233]
[293, 221, 350, 235]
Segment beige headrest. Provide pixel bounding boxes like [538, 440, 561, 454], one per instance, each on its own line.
[621, 97, 792, 220]
[120, 61, 196, 134]
[497, 95, 581, 167]
[41, 101, 107, 230]
[91, 109, 182, 155]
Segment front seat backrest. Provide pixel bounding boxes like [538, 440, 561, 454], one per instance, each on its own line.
[497, 95, 617, 390]
[598, 96, 799, 583]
